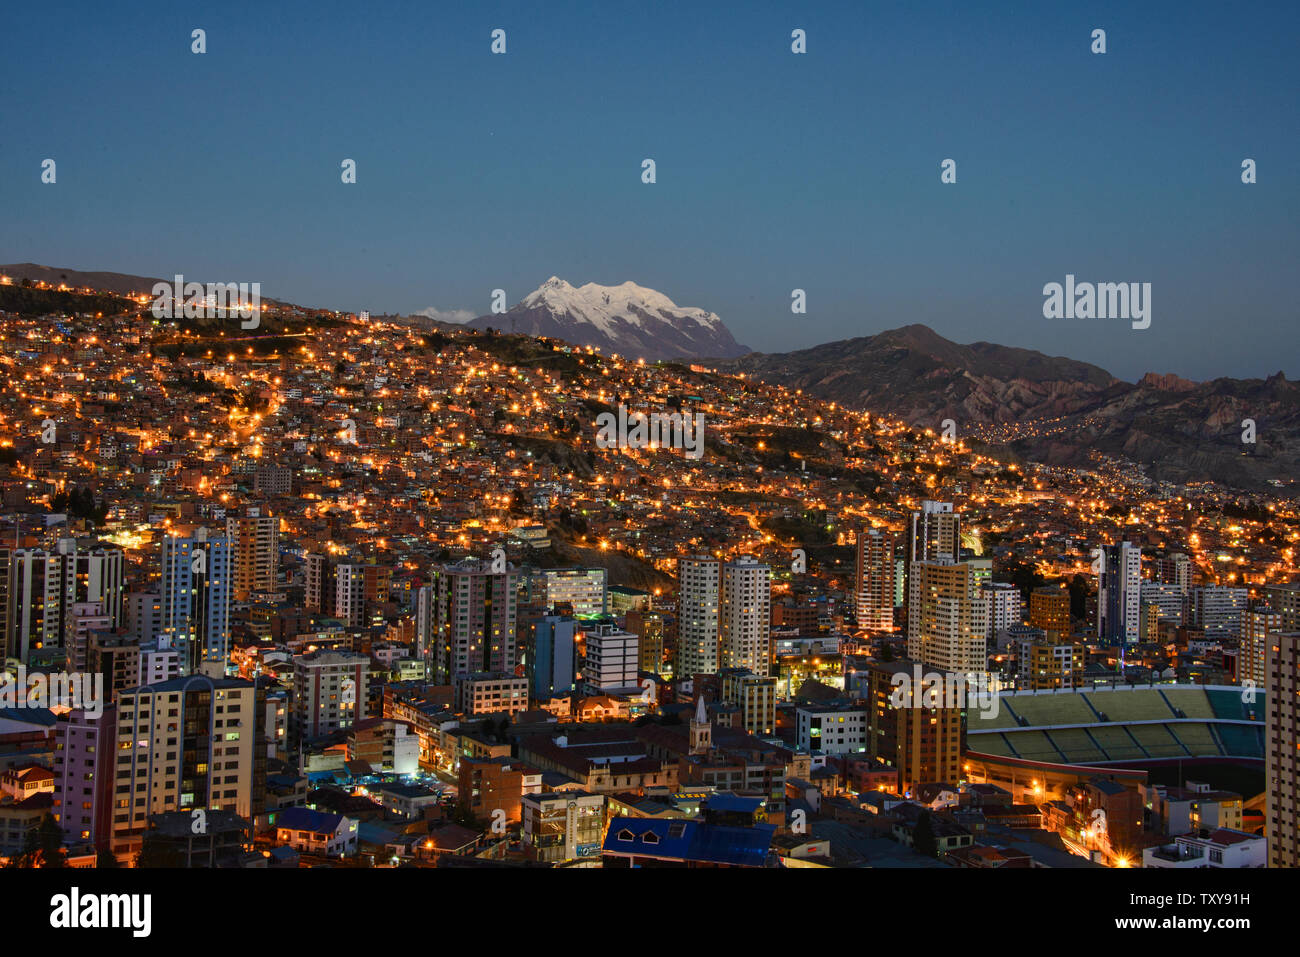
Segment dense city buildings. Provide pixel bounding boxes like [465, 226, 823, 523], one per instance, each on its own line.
[0, 292, 1291, 879]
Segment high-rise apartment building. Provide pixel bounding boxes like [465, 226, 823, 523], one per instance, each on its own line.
[1029, 585, 1072, 638]
[1016, 633, 1086, 690]
[225, 507, 278, 601]
[160, 532, 232, 673]
[335, 563, 367, 628]
[907, 560, 983, 674]
[111, 676, 267, 856]
[1266, 632, 1300, 868]
[579, 621, 640, 695]
[719, 556, 771, 676]
[427, 558, 519, 684]
[1243, 606, 1281, 689]
[1139, 581, 1187, 626]
[625, 609, 666, 674]
[862, 658, 964, 794]
[1155, 553, 1192, 594]
[1191, 586, 1250, 640]
[304, 552, 330, 613]
[719, 667, 777, 737]
[53, 705, 117, 851]
[677, 556, 720, 677]
[333, 563, 389, 629]
[910, 500, 961, 563]
[854, 527, 895, 631]
[1264, 583, 1300, 632]
[978, 582, 1023, 642]
[530, 567, 608, 616]
[124, 591, 162, 644]
[1097, 541, 1141, 644]
[3, 539, 124, 664]
[291, 649, 369, 747]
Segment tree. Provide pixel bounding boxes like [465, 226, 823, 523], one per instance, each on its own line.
[136, 832, 185, 868]
[96, 848, 120, 868]
[1067, 574, 1089, 621]
[913, 810, 939, 858]
[11, 814, 70, 868]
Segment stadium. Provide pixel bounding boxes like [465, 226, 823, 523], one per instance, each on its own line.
[964, 684, 1266, 804]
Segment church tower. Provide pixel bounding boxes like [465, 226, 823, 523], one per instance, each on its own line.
[689, 695, 712, 756]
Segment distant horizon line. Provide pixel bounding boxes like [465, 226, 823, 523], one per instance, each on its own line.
[2, 259, 1293, 386]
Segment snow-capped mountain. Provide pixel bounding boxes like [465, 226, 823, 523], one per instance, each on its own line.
[466, 277, 750, 360]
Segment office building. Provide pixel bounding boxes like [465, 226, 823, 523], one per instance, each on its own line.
[526, 612, 579, 701]
[579, 621, 640, 695]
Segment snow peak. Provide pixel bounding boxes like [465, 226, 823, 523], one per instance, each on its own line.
[49, 888, 151, 937]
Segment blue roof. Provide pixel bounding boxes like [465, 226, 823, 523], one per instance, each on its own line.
[602, 816, 775, 867]
[305, 769, 348, 784]
[275, 806, 345, 833]
[0, 708, 57, 726]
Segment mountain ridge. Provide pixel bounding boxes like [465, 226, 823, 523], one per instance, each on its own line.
[714, 326, 1298, 492]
